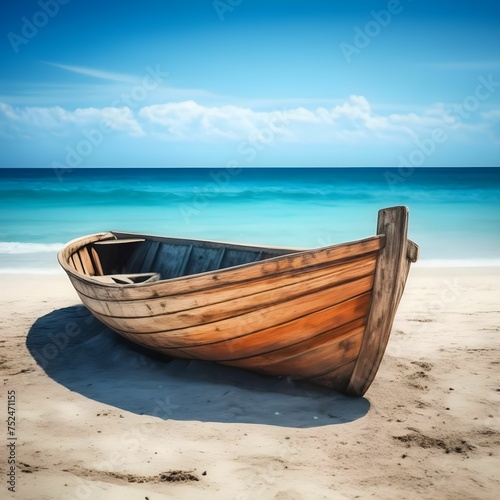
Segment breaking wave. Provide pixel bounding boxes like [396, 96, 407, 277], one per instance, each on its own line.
[0, 242, 64, 254]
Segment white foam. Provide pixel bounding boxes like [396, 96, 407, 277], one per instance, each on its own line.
[0, 242, 64, 254]
[0, 267, 63, 275]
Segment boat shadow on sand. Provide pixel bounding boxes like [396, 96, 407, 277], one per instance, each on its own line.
[26, 305, 370, 428]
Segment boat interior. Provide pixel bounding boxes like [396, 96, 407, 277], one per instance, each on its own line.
[67, 232, 299, 284]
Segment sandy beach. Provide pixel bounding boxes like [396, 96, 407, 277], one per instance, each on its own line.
[1, 266, 499, 499]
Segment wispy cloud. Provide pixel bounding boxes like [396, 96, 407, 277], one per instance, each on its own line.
[41, 62, 139, 84]
[27, 63, 225, 107]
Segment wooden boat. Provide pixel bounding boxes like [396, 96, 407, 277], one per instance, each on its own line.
[58, 206, 418, 396]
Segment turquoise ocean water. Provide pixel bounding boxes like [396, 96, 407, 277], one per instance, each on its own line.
[0, 167, 499, 272]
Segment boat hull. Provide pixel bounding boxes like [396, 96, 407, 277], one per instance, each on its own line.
[58, 206, 418, 396]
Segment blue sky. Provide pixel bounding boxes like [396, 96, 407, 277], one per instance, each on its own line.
[0, 0, 499, 167]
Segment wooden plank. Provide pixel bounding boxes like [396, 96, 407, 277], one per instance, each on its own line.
[345, 206, 414, 396]
[215, 247, 226, 269]
[91, 273, 160, 284]
[78, 247, 95, 276]
[220, 320, 365, 374]
[88, 276, 373, 337]
[71, 253, 85, 274]
[93, 238, 145, 245]
[220, 336, 361, 381]
[111, 230, 299, 255]
[234, 329, 362, 380]
[89, 274, 374, 336]
[185, 245, 227, 275]
[219, 248, 261, 269]
[80, 255, 375, 319]
[91, 239, 145, 275]
[71, 254, 377, 318]
[90, 247, 104, 275]
[176, 245, 193, 277]
[157, 297, 370, 360]
[306, 359, 357, 392]
[58, 233, 110, 270]
[72, 254, 375, 317]
[139, 241, 161, 274]
[144, 242, 191, 279]
[122, 242, 151, 274]
[66, 236, 383, 302]
[407, 239, 419, 262]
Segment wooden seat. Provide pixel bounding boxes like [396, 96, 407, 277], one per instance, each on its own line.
[93, 238, 146, 245]
[91, 273, 160, 285]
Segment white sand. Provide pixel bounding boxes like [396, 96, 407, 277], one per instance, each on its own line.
[1, 267, 499, 499]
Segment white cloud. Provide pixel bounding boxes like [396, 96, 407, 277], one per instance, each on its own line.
[138, 95, 408, 143]
[1, 95, 498, 145]
[139, 100, 284, 140]
[0, 102, 144, 137]
[73, 106, 144, 136]
[0, 102, 72, 127]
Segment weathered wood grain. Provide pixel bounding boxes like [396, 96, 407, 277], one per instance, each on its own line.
[345, 206, 416, 396]
[91, 275, 373, 338]
[222, 321, 365, 375]
[77, 246, 95, 276]
[152, 295, 370, 358]
[66, 236, 383, 302]
[307, 359, 357, 391]
[76, 255, 376, 319]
